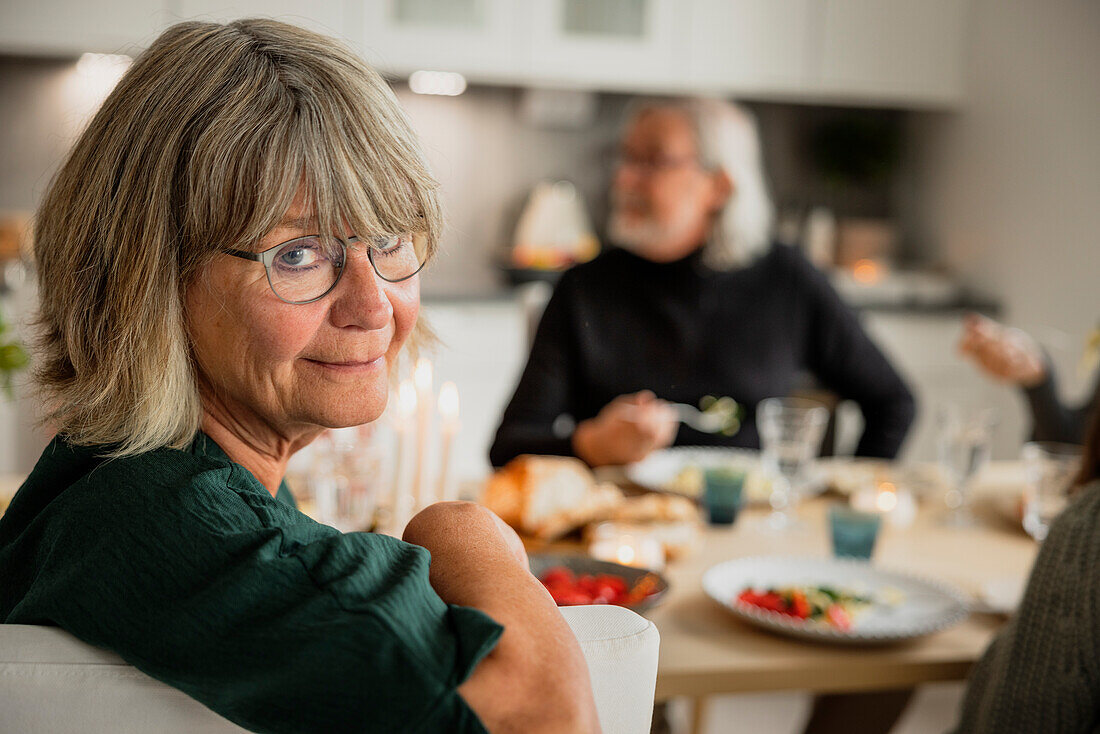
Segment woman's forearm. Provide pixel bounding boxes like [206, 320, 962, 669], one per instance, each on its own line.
[403, 502, 601, 734]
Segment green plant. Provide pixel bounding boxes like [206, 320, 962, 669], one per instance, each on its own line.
[0, 309, 28, 399]
[809, 115, 902, 188]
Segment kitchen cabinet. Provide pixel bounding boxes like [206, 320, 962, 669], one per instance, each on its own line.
[0, 0, 971, 109]
[359, 0, 524, 82]
[689, 0, 814, 95]
[0, 0, 165, 56]
[420, 298, 528, 481]
[523, 0, 689, 92]
[861, 312, 1027, 462]
[170, 1, 352, 42]
[816, 0, 969, 105]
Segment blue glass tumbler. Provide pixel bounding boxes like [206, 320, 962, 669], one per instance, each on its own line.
[704, 468, 746, 525]
[828, 505, 882, 560]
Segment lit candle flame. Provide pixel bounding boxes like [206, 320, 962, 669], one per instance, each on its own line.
[438, 381, 459, 424]
[876, 482, 898, 512]
[616, 544, 636, 566]
[853, 258, 883, 284]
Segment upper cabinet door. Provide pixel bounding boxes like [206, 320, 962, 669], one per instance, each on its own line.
[816, 0, 970, 105]
[360, 0, 524, 81]
[525, 0, 690, 92]
[172, 1, 353, 44]
[689, 0, 814, 95]
[0, 0, 165, 55]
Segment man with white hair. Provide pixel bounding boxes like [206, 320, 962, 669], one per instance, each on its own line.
[490, 98, 915, 468]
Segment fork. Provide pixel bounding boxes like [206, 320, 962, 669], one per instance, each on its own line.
[624, 402, 738, 434]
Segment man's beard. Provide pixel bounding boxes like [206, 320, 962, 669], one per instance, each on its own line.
[607, 195, 702, 259]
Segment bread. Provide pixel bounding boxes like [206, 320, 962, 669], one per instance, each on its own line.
[482, 455, 623, 539]
[611, 493, 699, 524]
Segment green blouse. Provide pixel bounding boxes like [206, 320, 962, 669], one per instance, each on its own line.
[0, 433, 503, 733]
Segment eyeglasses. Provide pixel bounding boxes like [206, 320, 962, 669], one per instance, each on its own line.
[613, 152, 701, 176]
[224, 233, 427, 305]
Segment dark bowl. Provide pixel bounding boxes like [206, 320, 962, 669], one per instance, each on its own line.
[529, 552, 670, 613]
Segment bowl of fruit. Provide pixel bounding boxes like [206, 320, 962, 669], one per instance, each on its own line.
[530, 553, 669, 613]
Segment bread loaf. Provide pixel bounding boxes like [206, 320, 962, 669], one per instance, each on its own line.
[482, 455, 623, 539]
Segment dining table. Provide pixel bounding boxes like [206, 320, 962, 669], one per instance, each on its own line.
[527, 459, 1041, 731]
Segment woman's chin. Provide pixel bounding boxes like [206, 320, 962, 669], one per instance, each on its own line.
[300, 390, 388, 430]
[317, 403, 387, 429]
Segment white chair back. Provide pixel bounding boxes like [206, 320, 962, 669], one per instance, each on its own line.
[0, 605, 658, 733]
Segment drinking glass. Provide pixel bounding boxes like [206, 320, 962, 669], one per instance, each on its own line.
[309, 428, 385, 532]
[828, 505, 882, 560]
[1022, 442, 1082, 542]
[936, 405, 996, 527]
[758, 397, 829, 530]
[703, 467, 746, 525]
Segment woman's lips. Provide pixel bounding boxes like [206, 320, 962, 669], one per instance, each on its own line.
[303, 356, 385, 374]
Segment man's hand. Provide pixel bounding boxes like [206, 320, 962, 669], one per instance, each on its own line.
[572, 390, 678, 466]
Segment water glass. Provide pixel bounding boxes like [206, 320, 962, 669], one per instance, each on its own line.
[828, 505, 882, 560]
[308, 427, 385, 532]
[703, 467, 746, 525]
[936, 405, 996, 527]
[758, 397, 829, 530]
[1022, 441, 1082, 542]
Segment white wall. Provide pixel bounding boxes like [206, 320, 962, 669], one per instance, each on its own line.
[909, 0, 1100, 408]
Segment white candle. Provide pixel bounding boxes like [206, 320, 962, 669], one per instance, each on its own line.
[851, 481, 916, 528]
[436, 381, 460, 502]
[588, 523, 665, 571]
[390, 379, 418, 535]
[412, 358, 433, 511]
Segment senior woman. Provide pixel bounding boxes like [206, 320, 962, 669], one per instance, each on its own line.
[0, 19, 598, 734]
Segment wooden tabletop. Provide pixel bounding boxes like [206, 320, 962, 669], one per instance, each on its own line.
[598, 463, 1039, 701]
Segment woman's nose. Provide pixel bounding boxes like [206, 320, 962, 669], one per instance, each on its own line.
[328, 248, 393, 330]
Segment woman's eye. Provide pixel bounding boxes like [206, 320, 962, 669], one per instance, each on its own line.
[275, 239, 327, 270]
[371, 234, 410, 257]
[279, 248, 311, 266]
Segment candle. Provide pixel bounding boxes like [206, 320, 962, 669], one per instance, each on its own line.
[436, 381, 460, 502]
[412, 358, 433, 511]
[390, 378, 418, 535]
[588, 523, 665, 571]
[851, 480, 916, 528]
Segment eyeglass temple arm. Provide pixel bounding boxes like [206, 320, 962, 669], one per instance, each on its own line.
[224, 248, 264, 262]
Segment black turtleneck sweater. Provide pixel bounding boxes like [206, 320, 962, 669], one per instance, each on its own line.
[489, 244, 916, 466]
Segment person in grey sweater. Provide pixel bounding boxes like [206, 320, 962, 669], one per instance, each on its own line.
[952, 405, 1100, 732]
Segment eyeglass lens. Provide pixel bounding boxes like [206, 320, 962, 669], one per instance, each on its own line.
[266, 235, 425, 303]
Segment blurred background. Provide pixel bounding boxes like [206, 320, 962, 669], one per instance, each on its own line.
[0, 0, 1096, 483]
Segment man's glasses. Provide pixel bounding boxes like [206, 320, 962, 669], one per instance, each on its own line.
[224, 233, 427, 305]
[613, 152, 700, 176]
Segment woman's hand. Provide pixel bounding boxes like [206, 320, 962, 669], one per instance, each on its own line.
[403, 503, 600, 734]
[958, 313, 1047, 387]
[571, 390, 678, 467]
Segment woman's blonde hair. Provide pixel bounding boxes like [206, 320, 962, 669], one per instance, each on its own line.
[33, 18, 441, 457]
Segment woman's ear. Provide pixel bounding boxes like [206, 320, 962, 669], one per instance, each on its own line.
[709, 167, 734, 212]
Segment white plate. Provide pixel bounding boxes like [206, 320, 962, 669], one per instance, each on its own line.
[702, 556, 969, 645]
[625, 446, 824, 503]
